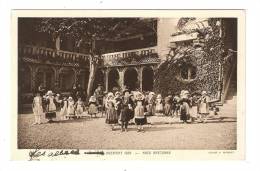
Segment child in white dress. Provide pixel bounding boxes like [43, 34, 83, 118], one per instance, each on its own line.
[155, 94, 164, 115]
[32, 92, 43, 125]
[75, 97, 85, 118]
[45, 90, 57, 123]
[60, 96, 68, 120]
[198, 91, 210, 123]
[67, 96, 75, 119]
[88, 96, 98, 118]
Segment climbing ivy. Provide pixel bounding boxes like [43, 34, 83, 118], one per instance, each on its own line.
[154, 18, 224, 99]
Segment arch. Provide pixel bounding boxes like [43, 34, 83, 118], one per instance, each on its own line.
[59, 67, 76, 91]
[77, 69, 89, 91]
[19, 64, 32, 93]
[93, 68, 104, 92]
[108, 68, 119, 91]
[124, 67, 138, 91]
[35, 65, 55, 91]
[142, 66, 154, 91]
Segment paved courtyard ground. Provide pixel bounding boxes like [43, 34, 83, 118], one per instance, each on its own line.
[18, 111, 236, 150]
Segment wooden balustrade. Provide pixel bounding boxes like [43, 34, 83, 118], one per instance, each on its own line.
[19, 45, 91, 62]
[102, 46, 158, 65]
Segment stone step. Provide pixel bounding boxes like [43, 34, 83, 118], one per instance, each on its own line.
[217, 94, 237, 117]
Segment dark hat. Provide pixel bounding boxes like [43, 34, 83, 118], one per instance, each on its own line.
[123, 89, 130, 95]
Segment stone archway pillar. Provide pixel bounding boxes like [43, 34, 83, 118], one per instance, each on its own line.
[53, 67, 60, 92]
[118, 68, 125, 91]
[74, 69, 80, 84]
[138, 66, 144, 91]
[104, 68, 109, 92]
[31, 65, 37, 92]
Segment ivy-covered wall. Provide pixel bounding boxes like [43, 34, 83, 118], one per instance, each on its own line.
[154, 18, 225, 100]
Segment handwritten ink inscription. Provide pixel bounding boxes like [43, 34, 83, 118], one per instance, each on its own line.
[28, 149, 105, 160]
[29, 149, 80, 161]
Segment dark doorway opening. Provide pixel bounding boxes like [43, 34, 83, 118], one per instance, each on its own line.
[142, 66, 154, 91]
[108, 69, 119, 91]
[124, 68, 138, 91]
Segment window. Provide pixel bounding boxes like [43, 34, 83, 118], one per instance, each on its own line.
[178, 64, 197, 82]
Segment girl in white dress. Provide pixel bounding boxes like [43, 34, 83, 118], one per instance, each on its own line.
[67, 96, 75, 119]
[155, 94, 164, 115]
[198, 91, 210, 123]
[88, 96, 98, 118]
[45, 90, 57, 123]
[75, 97, 85, 118]
[32, 92, 43, 125]
[60, 96, 68, 120]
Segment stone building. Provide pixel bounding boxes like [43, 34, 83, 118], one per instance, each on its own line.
[18, 18, 237, 112]
[154, 18, 237, 103]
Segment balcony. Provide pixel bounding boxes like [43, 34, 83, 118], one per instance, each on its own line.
[18, 45, 91, 67]
[102, 46, 160, 67]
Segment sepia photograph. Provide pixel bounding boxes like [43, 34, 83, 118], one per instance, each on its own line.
[12, 10, 245, 160]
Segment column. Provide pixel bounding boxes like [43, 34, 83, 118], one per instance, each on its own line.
[43, 71, 46, 88]
[138, 67, 143, 92]
[31, 65, 37, 92]
[74, 69, 80, 84]
[54, 67, 60, 92]
[104, 69, 109, 92]
[118, 68, 125, 91]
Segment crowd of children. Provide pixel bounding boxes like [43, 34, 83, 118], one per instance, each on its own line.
[32, 85, 218, 132]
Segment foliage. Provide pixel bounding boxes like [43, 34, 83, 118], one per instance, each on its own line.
[154, 18, 224, 99]
[33, 18, 156, 52]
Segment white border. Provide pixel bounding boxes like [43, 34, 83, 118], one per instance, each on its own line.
[11, 10, 245, 161]
[0, 0, 259, 170]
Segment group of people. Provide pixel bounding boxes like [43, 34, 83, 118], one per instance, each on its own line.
[32, 83, 217, 132]
[101, 88, 215, 132]
[32, 83, 101, 125]
[32, 90, 90, 125]
[104, 89, 147, 132]
[157, 90, 213, 123]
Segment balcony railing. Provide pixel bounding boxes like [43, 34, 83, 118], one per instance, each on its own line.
[102, 46, 158, 66]
[18, 45, 91, 63]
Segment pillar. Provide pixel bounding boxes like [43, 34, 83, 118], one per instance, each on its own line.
[138, 66, 143, 92]
[104, 69, 109, 92]
[118, 68, 125, 91]
[74, 69, 80, 84]
[31, 65, 37, 92]
[54, 67, 60, 92]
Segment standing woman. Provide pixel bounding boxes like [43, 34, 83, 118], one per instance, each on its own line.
[155, 94, 164, 115]
[179, 90, 191, 123]
[71, 84, 78, 101]
[172, 93, 180, 117]
[75, 97, 85, 118]
[128, 93, 136, 123]
[67, 96, 75, 119]
[60, 96, 68, 121]
[164, 95, 173, 116]
[105, 92, 118, 130]
[45, 90, 57, 123]
[114, 91, 123, 118]
[146, 92, 155, 116]
[120, 89, 132, 132]
[88, 96, 98, 118]
[134, 92, 146, 132]
[198, 91, 210, 123]
[32, 91, 43, 125]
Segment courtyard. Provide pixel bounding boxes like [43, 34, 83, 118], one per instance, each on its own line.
[18, 112, 236, 150]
